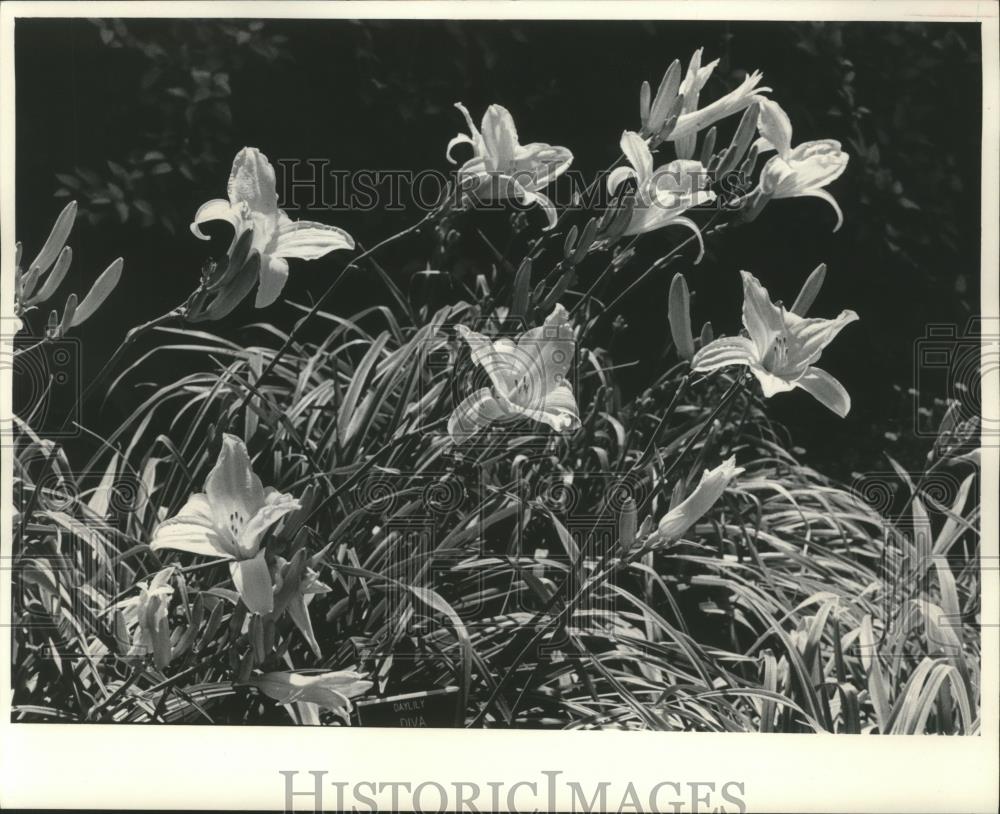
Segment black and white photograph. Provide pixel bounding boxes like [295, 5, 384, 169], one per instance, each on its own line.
[1, 1, 997, 811]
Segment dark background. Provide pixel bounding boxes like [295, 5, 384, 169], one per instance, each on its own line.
[14, 19, 982, 480]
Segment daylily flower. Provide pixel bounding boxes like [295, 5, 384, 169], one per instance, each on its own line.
[114, 567, 175, 669]
[150, 434, 300, 614]
[751, 99, 849, 231]
[653, 456, 744, 544]
[447, 103, 573, 229]
[607, 132, 716, 261]
[692, 271, 859, 416]
[448, 304, 580, 442]
[272, 555, 331, 659]
[666, 64, 769, 146]
[249, 670, 373, 722]
[191, 147, 354, 308]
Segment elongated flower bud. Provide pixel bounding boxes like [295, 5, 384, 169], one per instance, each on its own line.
[619, 497, 637, 555]
[57, 293, 77, 337]
[715, 102, 760, 178]
[645, 60, 681, 137]
[198, 252, 261, 322]
[654, 457, 743, 545]
[699, 127, 718, 167]
[71, 257, 123, 327]
[208, 228, 255, 293]
[30, 201, 77, 276]
[699, 321, 714, 347]
[639, 81, 652, 130]
[668, 273, 696, 361]
[511, 257, 532, 318]
[31, 246, 73, 306]
[791, 263, 827, 317]
[572, 218, 599, 266]
[562, 225, 579, 260]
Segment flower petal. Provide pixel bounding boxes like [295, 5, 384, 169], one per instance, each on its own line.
[795, 366, 852, 417]
[481, 104, 520, 169]
[448, 388, 508, 443]
[651, 159, 711, 195]
[756, 98, 793, 157]
[655, 456, 743, 542]
[250, 670, 373, 710]
[455, 325, 517, 398]
[507, 381, 580, 432]
[512, 183, 559, 230]
[625, 188, 715, 239]
[227, 147, 279, 215]
[781, 159, 848, 196]
[513, 142, 574, 189]
[760, 155, 798, 196]
[229, 550, 274, 614]
[446, 134, 474, 164]
[509, 305, 576, 400]
[739, 271, 786, 359]
[620, 131, 654, 184]
[452, 102, 484, 160]
[237, 493, 301, 558]
[668, 216, 707, 264]
[676, 50, 720, 160]
[191, 199, 243, 241]
[692, 335, 758, 373]
[766, 141, 848, 205]
[679, 48, 719, 106]
[149, 520, 229, 557]
[173, 492, 214, 523]
[205, 434, 266, 532]
[275, 219, 355, 260]
[254, 256, 290, 308]
[288, 596, 323, 658]
[797, 188, 845, 232]
[781, 308, 859, 373]
[150, 493, 234, 558]
[671, 70, 769, 142]
[607, 165, 639, 198]
[785, 140, 848, 179]
[750, 363, 797, 397]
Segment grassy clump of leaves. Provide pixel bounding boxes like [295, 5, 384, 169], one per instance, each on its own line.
[11, 265, 981, 730]
[10, 70, 980, 728]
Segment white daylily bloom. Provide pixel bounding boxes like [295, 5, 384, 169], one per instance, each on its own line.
[447, 103, 573, 229]
[449, 304, 580, 442]
[607, 131, 716, 261]
[655, 456, 744, 542]
[150, 434, 300, 614]
[249, 670, 372, 717]
[693, 271, 858, 416]
[114, 567, 175, 669]
[192, 147, 354, 308]
[668, 66, 769, 145]
[752, 99, 849, 231]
